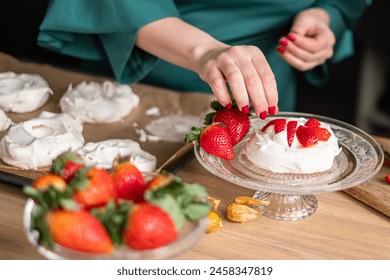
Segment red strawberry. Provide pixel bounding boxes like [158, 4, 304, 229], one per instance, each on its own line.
[111, 162, 146, 202]
[70, 167, 117, 209]
[305, 118, 321, 128]
[286, 120, 298, 147]
[46, 209, 113, 253]
[204, 100, 250, 145]
[314, 127, 331, 141]
[212, 109, 250, 145]
[185, 123, 234, 160]
[51, 152, 85, 183]
[145, 172, 173, 191]
[123, 203, 177, 250]
[32, 174, 67, 191]
[296, 125, 318, 147]
[385, 174, 390, 185]
[261, 118, 287, 133]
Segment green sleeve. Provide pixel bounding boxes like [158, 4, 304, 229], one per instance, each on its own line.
[305, 0, 371, 86]
[37, 0, 180, 83]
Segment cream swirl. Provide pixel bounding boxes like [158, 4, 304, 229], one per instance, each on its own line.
[76, 139, 157, 173]
[0, 109, 12, 132]
[0, 72, 53, 113]
[0, 111, 84, 169]
[60, 80, 140, 123]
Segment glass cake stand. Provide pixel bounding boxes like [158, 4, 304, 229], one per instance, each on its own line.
[194, 112, 384, 221]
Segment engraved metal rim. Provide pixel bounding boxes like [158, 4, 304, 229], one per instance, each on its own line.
[194, 112, 384, 195]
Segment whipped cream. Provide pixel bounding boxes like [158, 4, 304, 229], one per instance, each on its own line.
[60, 80, 140, 123]
[76, 139, 157, 173]
[0, 72, 53, 113]
[244, 117, 341, 173]
[0, 111, 84, 169]
[0, 109, 12, 132]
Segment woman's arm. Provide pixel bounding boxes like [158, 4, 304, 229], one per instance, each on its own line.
[136, 17, 278, 119]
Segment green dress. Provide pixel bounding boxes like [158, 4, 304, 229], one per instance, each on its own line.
[38, 0, 370, 111]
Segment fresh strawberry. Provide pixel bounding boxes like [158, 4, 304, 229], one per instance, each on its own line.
[385, 174, 390, 185]
[261, 118, 287, 133]
[286, 120, 298, 147]
[145, 172, 174, 191]
[32, 174, 67, 191]
[305, 118, 321, 128]
[51, 152, 85, 183]
[111, 162, 146, 202]
[46, 209, 113, 253]
[296, 125, 318, 148]
[204, 100, 250, 145]
[314, 127, 331, 141]
[70, 167, 117, 209]
[185, 123, 234, 160]
[123, 203, 177, 250]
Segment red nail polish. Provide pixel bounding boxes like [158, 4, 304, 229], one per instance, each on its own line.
[225, 103, 232, 110]
[279, 39, 288, 46]
[242, 105, 250, 114]
[259, 111, 268, 120]
[276, 46, 286, 53]
[287, 33, 296, 41]
[268, 106, 276, 115]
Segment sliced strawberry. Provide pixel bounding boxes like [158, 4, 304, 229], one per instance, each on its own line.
[286, 120, 298, 147]
[261, 118, 287, 134]
[305, 118, 321, 128]
[314, 127, 331, 141]
[296, 125, 318, 147]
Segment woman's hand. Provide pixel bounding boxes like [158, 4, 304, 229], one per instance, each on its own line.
[276, 8, 336, 71]
[136, 17, 278, 119]
[195, 44, 278, 119]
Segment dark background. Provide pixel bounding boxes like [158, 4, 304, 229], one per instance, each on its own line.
[1, 0, 389, 136]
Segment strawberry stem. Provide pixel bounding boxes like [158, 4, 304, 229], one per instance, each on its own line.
[184, 127, 202, 143]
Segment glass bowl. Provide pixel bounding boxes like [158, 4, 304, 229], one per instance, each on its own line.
[23, 199, 207, 259]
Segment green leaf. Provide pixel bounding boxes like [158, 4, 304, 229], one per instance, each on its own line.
[91, 200, 131, 246]
[182, 203, 212, 221]
[68, 167, 90, 191]
[146, 193, 186, 231]
[30, 205, 53, 248]
[184, 126, 202, 143]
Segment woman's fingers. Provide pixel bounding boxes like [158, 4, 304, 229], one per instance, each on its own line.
[198, 45, 278, 117]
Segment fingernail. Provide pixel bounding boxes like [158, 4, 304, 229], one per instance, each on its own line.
[225, 103, 232, 110]
[259, 111, 268, 120]
[268, 106, 276, 115]
[287, 33, 296, 41]
[279, 38, 288, 46]
[276, 46, 286, 53]
[242, 105, 250, 114]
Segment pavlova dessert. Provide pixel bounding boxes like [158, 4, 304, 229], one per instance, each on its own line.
[244, 117, 341, 173]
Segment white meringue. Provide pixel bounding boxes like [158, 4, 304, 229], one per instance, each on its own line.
[76, 139, 157, 173]
[60, 80, 140, 123]
[0, 109, 12, 132]
[0, 72, 53, 113]
[0, 111, 84, 169]
[244, 117, 341, 174]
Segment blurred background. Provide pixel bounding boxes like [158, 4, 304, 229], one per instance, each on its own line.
[1, 0, 389, 136]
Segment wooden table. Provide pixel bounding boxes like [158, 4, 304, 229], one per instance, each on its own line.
[0, 52, 389, 260]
